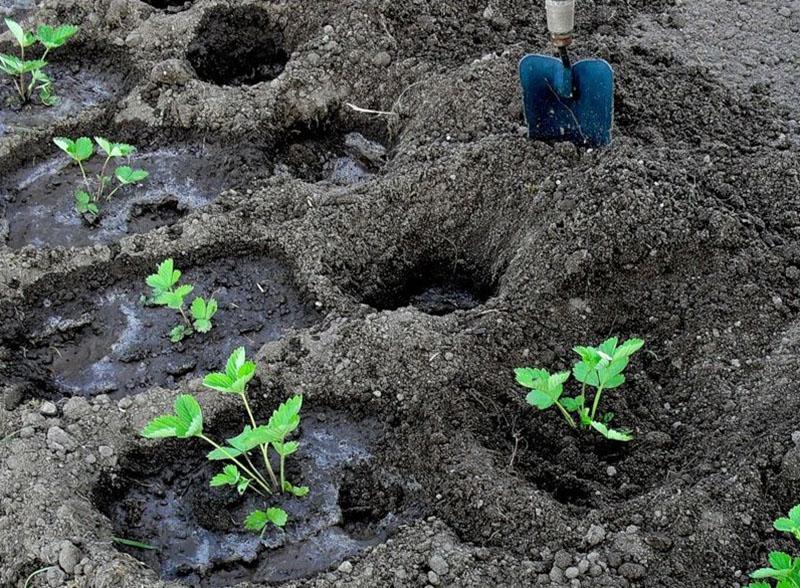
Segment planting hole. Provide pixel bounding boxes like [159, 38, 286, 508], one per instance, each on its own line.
[142, 0, 192, 12]
[3, 256, 320, 399]
[187, 6, 288, 86]
[97, 412, 416, 585]
[0, 63, 119, 137]
[278, 132, 388, 185]
[360, 261, 495, 315]
[1, 143, 260, 249]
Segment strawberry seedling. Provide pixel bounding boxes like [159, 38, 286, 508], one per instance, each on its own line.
[53, 136, 149, 220]
[0, 18, 77, 105]
[515, 337, 644, 442]
[145, 259, 218, 343]
[141, 348, 309, 536]
[748, 504, 800, 587]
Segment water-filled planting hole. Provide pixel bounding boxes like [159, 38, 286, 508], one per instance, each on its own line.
[0, 142, 264, 249]
[3, 255, 320, 399]
[97, 412, 416, 586]
[360, 260, 496, 316]
[0, 62, 120, 137]
[187, 6, 287, 86]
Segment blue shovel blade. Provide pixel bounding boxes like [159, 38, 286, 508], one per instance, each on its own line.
[519, 54, 614, 147]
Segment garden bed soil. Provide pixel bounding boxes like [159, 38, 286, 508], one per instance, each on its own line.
[0, 0, 798, 587]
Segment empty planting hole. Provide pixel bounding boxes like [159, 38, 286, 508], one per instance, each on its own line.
[360, 260, 496, 316]
[187, 6, 287, 86]
[142, 0, 192, 10]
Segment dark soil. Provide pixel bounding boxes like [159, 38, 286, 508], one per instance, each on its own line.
[1, 142, 260, 249]
[0, 60, 121, 136]
[97, 411, 417, 586]
[0, 0, 798, 587]
[2, 255, 320, 399]
[187, 5, 288, 86]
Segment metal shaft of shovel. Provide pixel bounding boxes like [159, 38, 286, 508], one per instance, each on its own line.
[519, 0, 615, 147]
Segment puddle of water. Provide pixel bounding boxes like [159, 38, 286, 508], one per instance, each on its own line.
[102, 413, 409, 586]
[2, 145, 229, 249]
[16, 256, 321, 398]
[0, 64, 117, 136]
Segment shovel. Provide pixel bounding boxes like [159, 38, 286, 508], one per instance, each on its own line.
[519, 0, 614, 147]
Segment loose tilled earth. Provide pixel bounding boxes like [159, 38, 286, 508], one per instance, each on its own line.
[0, 0, 798, 586]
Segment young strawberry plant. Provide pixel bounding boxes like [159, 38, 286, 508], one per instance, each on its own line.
[0, 19, 77, 105]
[145, 258, 218, 342]
[748, 504, 800, 587]
[515, 337, 644, 442]
[54, 136, 149, 220]
[141, 347, 309, 536]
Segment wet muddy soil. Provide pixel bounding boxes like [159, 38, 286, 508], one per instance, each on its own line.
[0, 61, 121, 136]
[3, 255, 320, 399]
[98, 412, 416, 586]
[2, 143, 246, 249]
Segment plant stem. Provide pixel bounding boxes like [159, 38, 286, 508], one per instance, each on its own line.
[96, 155, 111, 201]
[279, 452, 286, 491]
[177, 303, 191, 328]
[105, 181, 123, 202]
[199, 435, 273, 495]
[241, 393, 280, 490]
[590, 380, 606, 423]
[555, 401, 577, 429]
[76, 161, 92, 193]
[18, 44, 26, 102]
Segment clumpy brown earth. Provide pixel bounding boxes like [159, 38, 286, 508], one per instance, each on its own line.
[0, 0, 798, 587]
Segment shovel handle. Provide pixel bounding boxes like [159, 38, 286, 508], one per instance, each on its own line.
[546, 0, 575, 47]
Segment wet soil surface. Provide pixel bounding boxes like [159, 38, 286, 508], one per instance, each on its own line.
[98, 412, 416, 586]
[4, 256, 320, 399]
[3, 143, 245, 249]
[0, 61, 120, 136]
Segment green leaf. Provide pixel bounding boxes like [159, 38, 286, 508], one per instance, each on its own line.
[267, 395, 303, 439]
[35, 24, 78, 49]
[207, 445, 244, 460]
[95, 137, 136, 158]
[203, 372, 236, 393]
[226, 347, 247, 379]
[747, 584, 771, 588]
[560, 396, 583, 412]
[141, 415, 182, 438]
[236, 478, 250, 495]
[589, 420, 633, 442]
[769, 552, 793, 571]
[53, 136, 93, 162]
[614, 338, 644, 359]
[174, 394, 203, 437]
[274, 441, 299, 457]
[573, 361, 599, 387]
[526, 389, 556, 410]
[74, 191, 98, 215]
[266, 507, 288, 527]
[191, 297, 218, 333]
[115, 165, 149, 185]
[572, 345, 602, 367]
[210, 464, 240, 487]
[514, 367, 549, 389]
[598, 337, 619, 360]
[283, 481, 310, 497]
[244, 510, 268, 531]
[789, 504, 800, 527]
[5, 19, 34, 48]
[169, 325, 188, 342]
[774, 518, 796, 533]
[751, 567, 783, 579]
